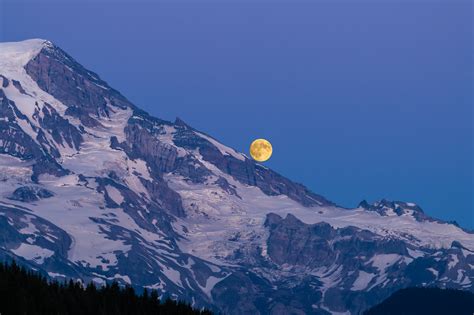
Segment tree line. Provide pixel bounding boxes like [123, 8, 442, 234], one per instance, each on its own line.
[0, 261, 214, 315]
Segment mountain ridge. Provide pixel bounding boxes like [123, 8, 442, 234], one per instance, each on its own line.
[0, 39, 472, 315]
[363, 287, 474, 315]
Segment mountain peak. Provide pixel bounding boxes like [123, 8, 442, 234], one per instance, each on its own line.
[174, 117, 192, 129]
[0, 38, 50, 48]
[0, 39, 51, 69]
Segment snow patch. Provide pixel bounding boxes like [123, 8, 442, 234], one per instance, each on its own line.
[11, 243, 54, 264]
[161, 264, 183, 288]
[48, 272, 67, 278]
[0, 39, 46, 72]
[351, 271, 375, 291]
[368, 254, 401, 272]
[106, 185, 124, 205]
[447, 254, 459, 269]
[427, 268, 439, 278]
[113, 274, 131, 285]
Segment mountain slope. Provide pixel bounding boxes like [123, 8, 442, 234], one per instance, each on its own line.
[0, 39, 473, 315]
[363, 287, 474, 315]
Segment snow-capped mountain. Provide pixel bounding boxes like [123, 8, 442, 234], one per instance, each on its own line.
[0, 39, 472, 315]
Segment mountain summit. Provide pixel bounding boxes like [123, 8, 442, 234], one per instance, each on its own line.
[0, 39, 472, 314]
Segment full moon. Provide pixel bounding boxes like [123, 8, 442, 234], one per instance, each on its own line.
[249, 139, 273, 162]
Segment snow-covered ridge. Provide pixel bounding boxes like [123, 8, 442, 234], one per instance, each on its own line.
[194, 131, 246, 161]
[0, 39, 49, 76]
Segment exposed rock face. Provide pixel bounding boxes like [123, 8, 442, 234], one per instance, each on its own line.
[25, 42, 132, 117]
[36, 103, 83, 151]
[11, 79, 29, 95]
[260, 213, 473, 314]
[0, 89, 41, 160]
[0, 39, 472, 315]
[172, 124, 333, 207]
[358, 199, 437, 223]
[138, 177, 185, 218]
[31, 156, 69, 182]
[0, 87, 68, 181]
[265, 213, 337, 266]
[124, 122, 180, 174]
[9, 186, 54, 202]
[0, 205, 74, 273]
[64, 106, 102, 128]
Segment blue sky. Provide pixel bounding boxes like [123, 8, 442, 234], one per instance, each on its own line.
[1, 0, 472, 228]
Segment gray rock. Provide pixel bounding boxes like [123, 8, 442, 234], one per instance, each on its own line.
[9, 186, 54, 202]
[25, 42, 133, 117]
[65, 106, 103, 128]
[37, 103, 83, 151]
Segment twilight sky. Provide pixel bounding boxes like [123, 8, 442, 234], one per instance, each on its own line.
[1, 0, 472, 228]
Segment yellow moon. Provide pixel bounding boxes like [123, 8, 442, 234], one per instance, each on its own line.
[249, 139, 273, 162]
